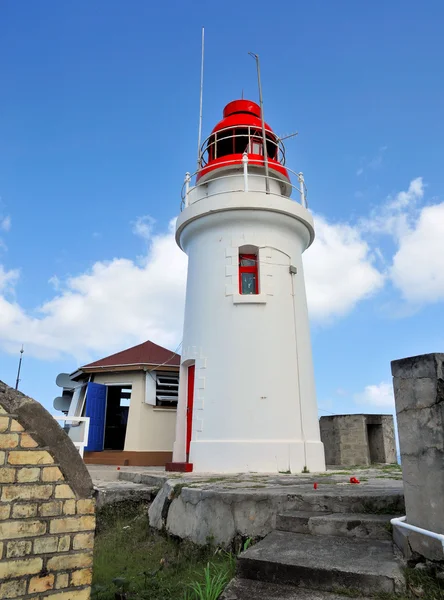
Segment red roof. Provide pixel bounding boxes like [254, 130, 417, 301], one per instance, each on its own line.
[81, 340, 181, 369]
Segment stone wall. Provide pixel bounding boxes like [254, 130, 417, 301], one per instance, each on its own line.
[392, 353, 444, 561]
[320, 414, 396, 467]
[0, 381, 95, 599]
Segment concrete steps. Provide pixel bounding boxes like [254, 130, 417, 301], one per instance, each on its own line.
[237, 530, 403, 596]
[222, 578, 374, 599]
[285, 489, 404, 515]
[276, 510, 394, 540]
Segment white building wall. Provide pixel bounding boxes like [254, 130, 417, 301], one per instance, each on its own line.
[173, 191, 325, 473]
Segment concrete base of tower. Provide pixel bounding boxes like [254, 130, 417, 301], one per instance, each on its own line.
[189, 440, 326, 473]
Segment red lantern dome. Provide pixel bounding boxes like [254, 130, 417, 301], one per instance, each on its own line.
[197, 99, 289, 183]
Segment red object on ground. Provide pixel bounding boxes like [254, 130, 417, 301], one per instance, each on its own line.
[313, 482, 318, 490]
[165, 462, 194, 473]
[350, 477, 360, 484]
[117, 467, 120, 470]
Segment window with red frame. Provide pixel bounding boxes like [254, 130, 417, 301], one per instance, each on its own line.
[239, 253, 258, 295]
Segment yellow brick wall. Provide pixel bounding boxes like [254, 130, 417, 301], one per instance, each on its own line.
[0, 405, 95, 600]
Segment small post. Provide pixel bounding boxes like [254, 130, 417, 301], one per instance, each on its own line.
[15, 345, 24, 390]
[242, 152, 249, 192]
[184, 172, 191, 207]
[298, 172, 306, 208]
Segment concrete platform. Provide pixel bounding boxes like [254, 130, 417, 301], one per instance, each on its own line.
[222, 579, 373, 599]
[87, 465, 159, 507]
[145, 469, 404, 547]
[237, 530, 403, 595]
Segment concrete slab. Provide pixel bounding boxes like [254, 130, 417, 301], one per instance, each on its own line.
[93, 480, 158, 508]
[222, 578, 373, 600]
[148, 474, 404, 547]
[277, 511, 394, 540]
[238, 530, 403, 595]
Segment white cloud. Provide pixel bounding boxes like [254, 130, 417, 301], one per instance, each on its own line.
[360, 177, 424, 238]
[0, 219, 187, 362]
[391, 202, 444, 304]
[0, 265, 19, 293]
[0, 216, 11, 232]
[304, 216, 384, 320]
[132, 215, 156, 241]
[354, 382, 395, 409]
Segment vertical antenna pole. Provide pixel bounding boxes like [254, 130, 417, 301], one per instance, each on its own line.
[197, 27, 205, 170]
[15, 345, 24, 390]
[248, 52, 270, 194]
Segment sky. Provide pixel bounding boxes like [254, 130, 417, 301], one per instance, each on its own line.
[1, 1, 443, 426]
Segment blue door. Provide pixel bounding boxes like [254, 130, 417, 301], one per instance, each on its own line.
[84, 383, 107, 452]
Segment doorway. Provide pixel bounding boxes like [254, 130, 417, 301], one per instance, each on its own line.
[186, 365, 195, 460]
[104, 385, 131, 451]
[367, 424, 385, 464]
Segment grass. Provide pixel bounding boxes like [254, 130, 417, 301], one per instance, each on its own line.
[375, 567, 444, 600]
[93, 504, 236, 600]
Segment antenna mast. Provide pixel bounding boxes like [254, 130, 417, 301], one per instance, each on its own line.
[248, 52, 270, 194]
[15, 345, 24, 391]
[197, 27, 205, 170]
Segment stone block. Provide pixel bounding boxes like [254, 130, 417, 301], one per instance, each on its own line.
[0, 556, 42, 578]
[392, 352, 444, 561]
[50, 516, 95, 534]
[73, 532, 94, 550]
[63, 500, 76, 515]
[42, 466, 64, 482]
[12, 503, 38, 519]
[33, 536, 59, 554]
[29, 573, 55, 593]
[10, 419, 24, 432]
[0, 520, 46, 540]
[0, 467, 15, 483]
[45, 589, 91, 600]
[0, 417, 9, 432]
[6, 540, 32, 558]
[39, 501, 63, 517]
[391, 353, 444, 380]
[56, 573, 69, 589]
[76, 499, 95, 514]
[17, 467, 39, 483]
[20, 433, 39, 448]
[58, 535, 70, 552]
[0, 578, 27, 599]
[0, 433, 18, 448]
[55, 484, 76, 499]
[71, 568, 93, 586]
[47, 551, 93, 571]
[8, 450, 54, 465]
[0, 504, 11, 520]
[2, 484, 53, 502]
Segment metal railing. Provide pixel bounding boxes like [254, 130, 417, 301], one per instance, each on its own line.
[391, 516, 444, 553]
[199, 125, 286, 166]
[181, 154, 308, 211]
[52, 416, 90, 458]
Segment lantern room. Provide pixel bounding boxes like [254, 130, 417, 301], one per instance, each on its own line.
[197, 99, 290, 184]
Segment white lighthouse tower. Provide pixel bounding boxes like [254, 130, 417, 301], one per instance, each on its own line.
[169, 98, 325, 473]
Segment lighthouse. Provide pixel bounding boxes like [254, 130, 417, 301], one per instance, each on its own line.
[170, 98, 326, 473]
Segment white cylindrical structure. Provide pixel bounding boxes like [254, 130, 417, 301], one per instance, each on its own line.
[171, 99, 325, 473]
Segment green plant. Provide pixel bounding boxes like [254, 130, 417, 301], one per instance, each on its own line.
[278, 469, 291, 474]
[187, 562, 230, 600]
[302, 466, 310, 473]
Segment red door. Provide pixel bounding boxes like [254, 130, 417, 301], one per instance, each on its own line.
[186, 365, 195, 459]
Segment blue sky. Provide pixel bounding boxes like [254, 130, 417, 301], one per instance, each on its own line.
[1, 1, 443, 421]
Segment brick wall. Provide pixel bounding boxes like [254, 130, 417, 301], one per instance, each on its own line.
[0, 381, 95, 600]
